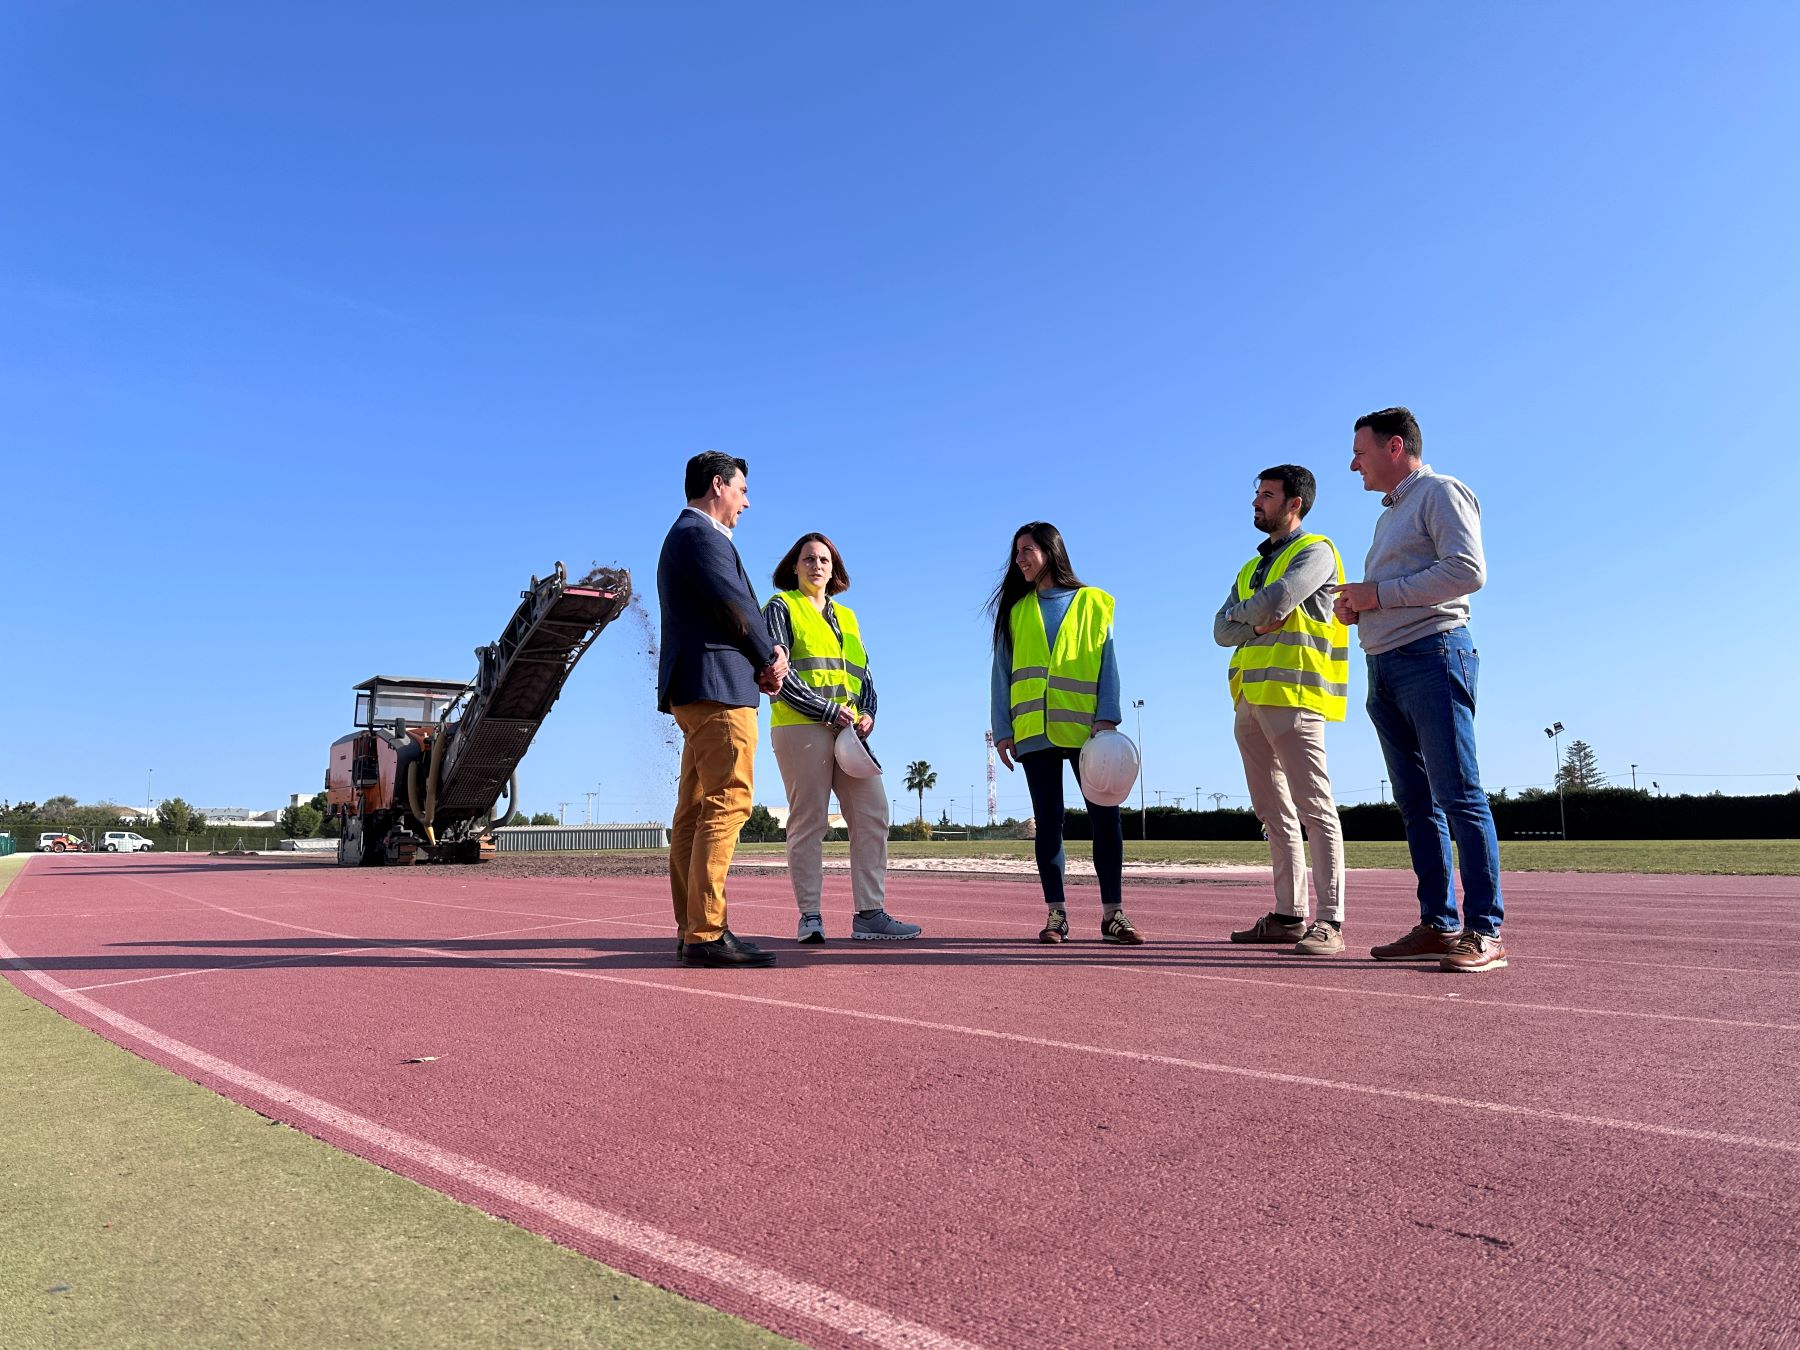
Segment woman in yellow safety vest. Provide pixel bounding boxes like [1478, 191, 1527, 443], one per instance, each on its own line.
[762, 532, 921, 944]
[989, 522, 1144, 945]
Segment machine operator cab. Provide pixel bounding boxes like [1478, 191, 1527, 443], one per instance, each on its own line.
[352, 676, 471, 734]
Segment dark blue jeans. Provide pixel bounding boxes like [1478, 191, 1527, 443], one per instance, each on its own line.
[1365, 628, 1504, 936]
[1020, 747, 1123, 907]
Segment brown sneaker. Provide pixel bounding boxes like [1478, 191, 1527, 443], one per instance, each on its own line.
[1370, 923, 1460, 961]
[1440, 931, 1508, 973]
[1291, 921, 1344, 956]
[1039, 908, 1069, 944]
[1230, 912, 1308, 944]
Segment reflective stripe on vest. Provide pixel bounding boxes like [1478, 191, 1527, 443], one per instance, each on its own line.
[772, 591, 868, 727]
[1226, 534, 1350, 721]
[1009, 588, 1114, 748]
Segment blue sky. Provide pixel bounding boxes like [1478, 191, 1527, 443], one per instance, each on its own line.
[4, 4, 1797, 823]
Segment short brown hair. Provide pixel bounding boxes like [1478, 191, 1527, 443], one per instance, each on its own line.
[1354, 407, 1423, 460]
[772, 532, 850, 595]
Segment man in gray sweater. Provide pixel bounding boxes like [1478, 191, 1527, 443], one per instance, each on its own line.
[1334, 407, 1507, 973]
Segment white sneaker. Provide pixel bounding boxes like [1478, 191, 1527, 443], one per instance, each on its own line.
[796, 913, 825, 944]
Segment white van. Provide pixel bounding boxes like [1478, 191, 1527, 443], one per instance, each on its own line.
[101, 831, 155, 853]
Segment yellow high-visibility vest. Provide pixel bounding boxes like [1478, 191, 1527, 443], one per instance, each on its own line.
[772, 591, 868, 728]
[1009, 588, 1114, 748]
[1226, 534, 1350, 720]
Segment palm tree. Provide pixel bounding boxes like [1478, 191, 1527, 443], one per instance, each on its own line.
[904, 761, 937, 823]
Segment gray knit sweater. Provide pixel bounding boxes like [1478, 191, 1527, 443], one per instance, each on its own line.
[1356, 466, 1487, 655]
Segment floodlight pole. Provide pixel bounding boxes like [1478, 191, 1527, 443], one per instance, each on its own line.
[1132, 699, 1146, 840]
[1544, 722, 1567, 839]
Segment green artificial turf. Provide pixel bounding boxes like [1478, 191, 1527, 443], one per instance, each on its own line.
[733, 837, 1798, 874]
[0, 855, 792, 1349]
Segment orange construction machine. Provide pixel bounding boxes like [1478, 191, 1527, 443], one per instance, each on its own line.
[324, 562, 630, 866]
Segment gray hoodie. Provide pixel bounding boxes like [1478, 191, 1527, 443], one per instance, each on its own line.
[1355, 466, 1486, 655]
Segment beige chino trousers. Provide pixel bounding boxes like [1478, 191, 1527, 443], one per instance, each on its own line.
[1232, 698, 1345, 923]
[771, 723, 889, 914]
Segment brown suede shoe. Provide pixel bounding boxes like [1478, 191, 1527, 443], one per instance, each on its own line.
[1291, 921, 1345, 956]
[1440, 931, 1508, 973]
[1370, 923, 1461, 961]
[1230, 913, 1308, 944]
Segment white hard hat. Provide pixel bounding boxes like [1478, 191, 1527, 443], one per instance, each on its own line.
[834, 727, 882, 780]
[1078, 729, 1140, 807]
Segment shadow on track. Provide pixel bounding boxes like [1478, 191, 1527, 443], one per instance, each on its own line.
[7, 936, 1476, 978]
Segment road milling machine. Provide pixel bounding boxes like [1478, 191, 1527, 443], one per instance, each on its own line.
[324, 562, 630, 866]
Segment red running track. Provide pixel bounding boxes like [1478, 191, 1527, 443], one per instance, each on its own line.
[3, 854, 1798, 1347]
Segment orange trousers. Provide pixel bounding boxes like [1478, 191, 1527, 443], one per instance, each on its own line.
[669, 701, 758, 944]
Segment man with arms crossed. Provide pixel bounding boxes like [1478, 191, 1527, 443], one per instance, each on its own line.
[1335, 407, 1507, 973]
[657, 451, 788, 968]
[1215, 465, 1350, 956]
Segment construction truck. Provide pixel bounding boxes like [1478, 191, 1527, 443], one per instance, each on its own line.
[324, 562, 630, 866]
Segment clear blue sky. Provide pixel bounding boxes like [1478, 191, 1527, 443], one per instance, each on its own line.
[4, 4, 1797, 823]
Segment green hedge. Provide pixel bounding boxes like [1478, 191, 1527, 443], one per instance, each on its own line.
[1063, 790, 1797, 841]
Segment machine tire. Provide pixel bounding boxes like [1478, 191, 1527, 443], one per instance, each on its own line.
[52, 842, 65, 853]
[338, 818, 367, 867]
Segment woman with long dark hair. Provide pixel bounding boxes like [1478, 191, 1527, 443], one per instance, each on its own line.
[989, 522, 1143, 944]
[763, 531, 921, 943]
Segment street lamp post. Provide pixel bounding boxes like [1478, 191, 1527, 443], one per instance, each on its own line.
[146, 768, 154, 823]
[1131, 699, 1146, 840]
[1378, 779, 1387, 804]
[1544, 721, 1567, 839]
[1631, 763, 1638, 791]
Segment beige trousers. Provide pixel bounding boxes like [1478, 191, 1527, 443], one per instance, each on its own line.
[771, 723, 889, 913]
[1232, 698, 1345, 923]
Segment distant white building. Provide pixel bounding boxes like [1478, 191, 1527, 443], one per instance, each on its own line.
[197, 807, 281, 829]
[765, 805, 847, 832]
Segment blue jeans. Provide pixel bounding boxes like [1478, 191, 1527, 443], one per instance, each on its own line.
[1365, 628, 1503, 936]
[1020, 747, 1123, 907]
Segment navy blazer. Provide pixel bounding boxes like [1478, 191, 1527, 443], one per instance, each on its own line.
[656, 509, 779, 713]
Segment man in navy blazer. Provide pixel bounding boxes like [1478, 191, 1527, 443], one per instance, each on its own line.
[657, 451, 788, 967]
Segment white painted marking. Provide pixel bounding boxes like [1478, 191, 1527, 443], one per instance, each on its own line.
[0, 940, 981, 1350]
[67, 917, 604, 992]
[1106, 966, 1800, 1032]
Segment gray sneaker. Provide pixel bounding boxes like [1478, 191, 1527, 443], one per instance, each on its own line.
[851, 910, 921, 941]
[796, 912, 825, 944]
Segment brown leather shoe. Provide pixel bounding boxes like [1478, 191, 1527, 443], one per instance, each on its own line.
[1230, 913, 1308, 944]
[1370, 923, 1460, 961]
[1291, 921, 1345, 956]
[1440, 931, 1508, 973]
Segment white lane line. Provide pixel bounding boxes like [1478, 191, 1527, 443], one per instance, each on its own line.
[1105, 967, 1800, 1032]
[425, 961, 1800, 1156]
[65, 917, 606, 993]
[79, 874, 1800, 1158]
[0, 940, 980, 1350]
